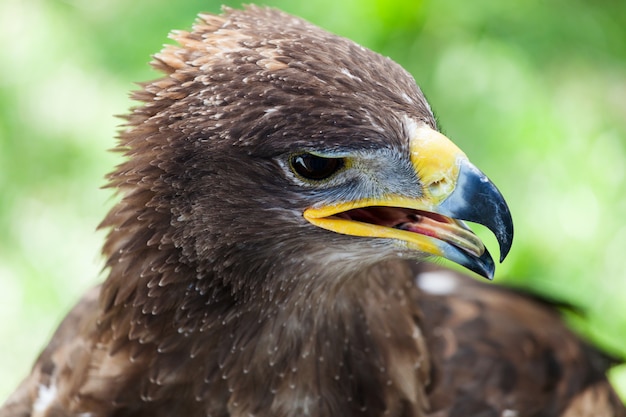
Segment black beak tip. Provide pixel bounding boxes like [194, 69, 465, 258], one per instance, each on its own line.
[454, 246, 495, 280]
[441, 160, 514, 265]
[495, 203, 514, 263]
[437, 159, 514, 274]
[474, 249, 496, 280]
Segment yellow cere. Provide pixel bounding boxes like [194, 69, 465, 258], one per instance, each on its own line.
[408, 124, 467, 205]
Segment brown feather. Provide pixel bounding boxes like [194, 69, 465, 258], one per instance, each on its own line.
[414, 264, 625, 416]
[1, 5, 623, 417]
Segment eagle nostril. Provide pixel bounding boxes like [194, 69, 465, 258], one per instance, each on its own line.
[427, 177, 452, 199]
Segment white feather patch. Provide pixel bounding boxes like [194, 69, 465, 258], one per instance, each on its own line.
[417, 270, 459, 295]
[33, 383, 57, 415]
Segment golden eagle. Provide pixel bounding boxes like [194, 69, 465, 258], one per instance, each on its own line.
[2, 6, 623, 417]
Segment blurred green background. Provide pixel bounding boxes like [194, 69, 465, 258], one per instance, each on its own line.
[1, 0, 625, 403]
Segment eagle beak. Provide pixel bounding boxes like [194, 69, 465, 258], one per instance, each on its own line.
[303, 125, 513, 279]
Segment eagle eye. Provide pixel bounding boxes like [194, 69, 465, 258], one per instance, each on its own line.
[290, 154, 345, 181]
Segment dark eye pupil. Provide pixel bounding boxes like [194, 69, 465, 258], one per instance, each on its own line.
[291, 154, 344, 180]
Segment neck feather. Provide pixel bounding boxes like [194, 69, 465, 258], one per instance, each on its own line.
[96, 238, 431, 416]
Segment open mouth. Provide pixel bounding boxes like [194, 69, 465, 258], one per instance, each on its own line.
[304, 201, 497, 278]
[331, 206, 485, 258]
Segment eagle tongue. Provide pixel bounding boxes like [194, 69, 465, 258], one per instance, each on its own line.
[395, 217, 437, 238]
[336, 207, 484, 258]
[395, 213, 485, 258]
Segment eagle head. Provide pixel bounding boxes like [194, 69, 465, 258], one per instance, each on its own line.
[103, 5, 512, 313]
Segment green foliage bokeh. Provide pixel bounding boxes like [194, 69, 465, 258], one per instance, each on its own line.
[1, 0, 625, 402]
